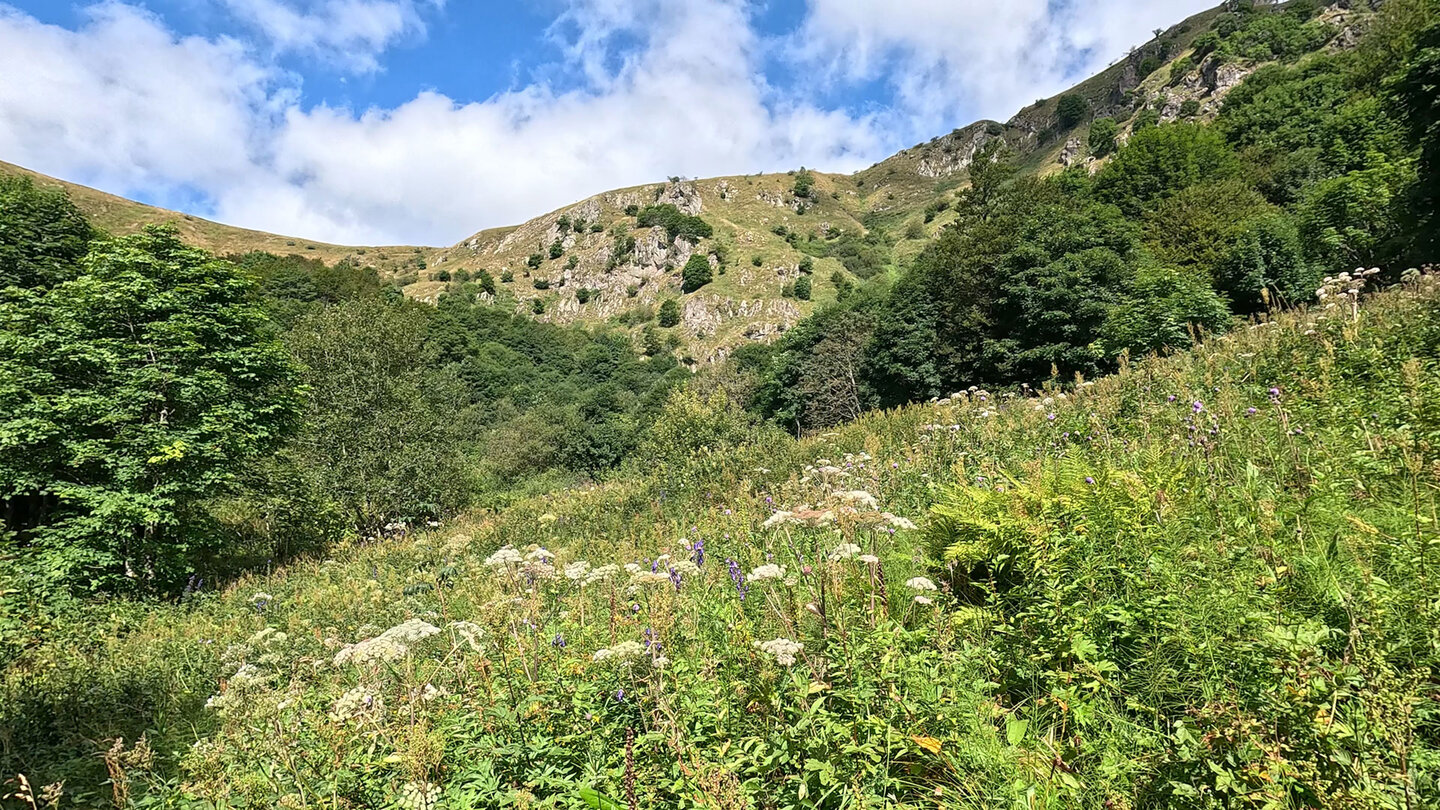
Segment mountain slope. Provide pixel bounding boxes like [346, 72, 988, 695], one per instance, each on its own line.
[0, 1, 1375, 363]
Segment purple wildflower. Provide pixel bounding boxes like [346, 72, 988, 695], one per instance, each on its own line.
[552, 633, 567, 649]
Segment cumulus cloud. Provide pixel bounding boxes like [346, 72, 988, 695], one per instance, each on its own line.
[219, 0, 442, 72]
[0, 2, 279, 205]
[791, 0, 1213, 130]
[0, 0, 1215, 246]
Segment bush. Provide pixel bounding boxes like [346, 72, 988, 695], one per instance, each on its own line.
[1089, 117, 1120, 157]
[500, 269, 514, 283]
[636, 204, 713, 243]
[1057, 94, 1090, 128]
[682, 254, 713, 293]
[658, 298, 680, 327]
[792, 168, 815, 199]
[798, 256, 814, 275]
[527, 253, 544, 270]
[530, 298, 545, 314]
[549, 240, 564, 260]
[793, 275, 812, 301]
[1179, 99, 1201, 118]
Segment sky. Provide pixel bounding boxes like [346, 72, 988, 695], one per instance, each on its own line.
[0, 0, 1214, 246]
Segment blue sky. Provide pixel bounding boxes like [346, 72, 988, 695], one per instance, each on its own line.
[0, 0, 1211, 245]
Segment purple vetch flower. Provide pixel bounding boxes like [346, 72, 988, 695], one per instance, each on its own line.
[552, 633, 567, 649]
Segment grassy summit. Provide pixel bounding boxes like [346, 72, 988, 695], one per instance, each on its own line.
[5, 270, 1438, 807]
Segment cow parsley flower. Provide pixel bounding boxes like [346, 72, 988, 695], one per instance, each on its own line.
[484, 546, 524, 570]
[827, 543, 861, 561]
[834, 490, 879, 510]
[333, 619, 441, 666]
[858, 554, 880, 565]
[749, 564, 787, 582]
[905, 577, 938, 591]
[448, 620, 484, 651]
[755, 638, 804, 666]
[563, 561, 592, 581]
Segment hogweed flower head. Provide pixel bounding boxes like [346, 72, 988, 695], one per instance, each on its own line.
[754, 637, 804, 666]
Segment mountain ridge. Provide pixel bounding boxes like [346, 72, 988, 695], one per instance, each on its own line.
[0, 1, 1372, 362]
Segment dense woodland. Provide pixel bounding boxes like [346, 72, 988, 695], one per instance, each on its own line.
[1, 0, 1439, 806]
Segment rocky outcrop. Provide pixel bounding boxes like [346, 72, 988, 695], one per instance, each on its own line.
[658, 180, 703, 215]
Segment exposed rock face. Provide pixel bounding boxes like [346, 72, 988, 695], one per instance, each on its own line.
[915, 125, 1000, 178]
[1058, 137, 1085, 168]
[682, 296, 802, 341]
[658, 180, 703, 214]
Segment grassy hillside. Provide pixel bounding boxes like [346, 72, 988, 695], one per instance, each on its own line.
[1, 1, 1376, 365]
[0, 160, 427, 276]
[5, 269, 1437, 807]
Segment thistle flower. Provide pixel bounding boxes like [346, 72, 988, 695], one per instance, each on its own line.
[754, 637, 804, 666]
[905, 577, 938, 592]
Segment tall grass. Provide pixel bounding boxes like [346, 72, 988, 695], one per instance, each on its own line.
[3, 273, 1438, 808]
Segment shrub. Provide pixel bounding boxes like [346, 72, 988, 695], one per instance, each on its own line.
[658, 298, 680, 327]
[527, 253, 544, 270]
[636, 204, 713, 243]
[530, 298, 545, 314]
[682, 254, 713, 293]
[792, 168, 815, 199]
[1089, 117, 1120, 156]
[1057, 94, 1090, 128]
[793, 275, 812, 300]
[500, 269, 514, 283]
[549, 240, 564, 260]
[0, 227, 305, 592]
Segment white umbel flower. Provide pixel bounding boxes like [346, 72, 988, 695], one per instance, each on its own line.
[905, 577, 938, 591]
[754, 638, 805, 666]
[749, 564, 787, 582]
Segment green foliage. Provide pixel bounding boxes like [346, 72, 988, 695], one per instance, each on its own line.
[792, 167, 815, 199]
[1056, 93, 1091, 128]
[286, 300, 475, 536]
[793, 274, 812, 301]
[527, 253, 544, 270]
[657, 298, 680, 327]
[1100, 264, 1232, 357]
[0, 175, 94, 291]
[10, 276, 1440, 807]
[1088, 117, 1119, 157]
[635, 204, 713, 243]
[1095, 123, 1240, 215]
[0, 226, 304, 591]
[1298, 158, 1415, 270]
[681, 253, 713, 293]
[549, 240, 564, 260]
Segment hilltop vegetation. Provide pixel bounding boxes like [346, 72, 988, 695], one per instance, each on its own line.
[2, 0, 1440, 806]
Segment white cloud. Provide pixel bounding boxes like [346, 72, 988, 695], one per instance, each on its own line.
[791, 0, 1214, 130]
[0, 2, 278, 203]
[0, 0, 1218, 247]
[219, 0, 442, 72]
